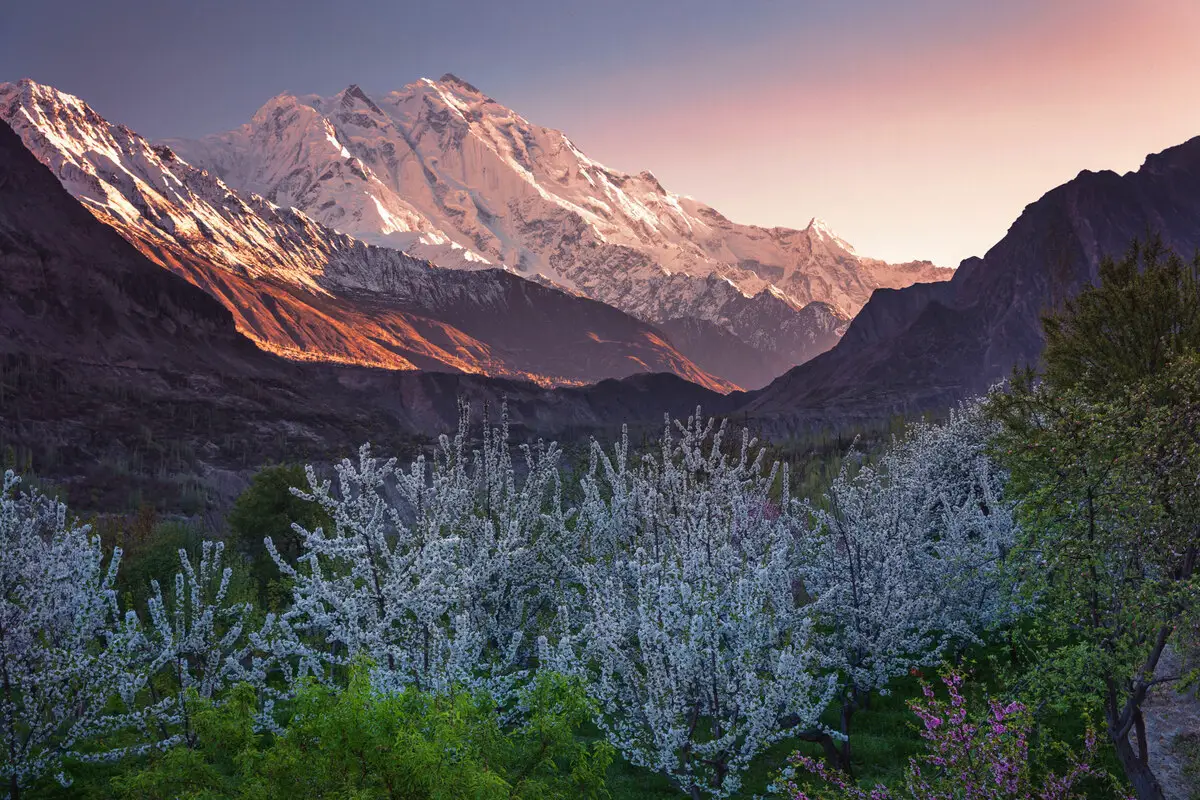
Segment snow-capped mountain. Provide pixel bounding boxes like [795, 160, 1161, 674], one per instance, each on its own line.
[165, 75, 951, 370]
[0, 79, 729, 390]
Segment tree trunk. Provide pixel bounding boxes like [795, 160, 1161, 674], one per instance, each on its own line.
[794, 728, 849, 773]
[8, 773, 17, 800]
[1111, 727, 1166, 800]
[839, 702, 854, 776]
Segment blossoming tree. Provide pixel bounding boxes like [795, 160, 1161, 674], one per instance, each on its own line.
[146, 540, 288, 742]
[552, 411, 835, 799]
[269, 401, 572, 701]
[778, 669, 1117, 800]
[0, 472, 155, 797]
[796, 403, 1016, 771]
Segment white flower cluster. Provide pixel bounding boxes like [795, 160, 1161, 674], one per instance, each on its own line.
[145, 540, 289, 741]
[550, 412, 837, 798]
[798, 401, 1015, 703]
[269, 400, 572, 701]
[0, 400, 1015, 798]
[0, 472, 152, 790]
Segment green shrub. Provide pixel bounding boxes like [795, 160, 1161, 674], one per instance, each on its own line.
[226, 464, 331, 608]
[109, 668, 612, 800]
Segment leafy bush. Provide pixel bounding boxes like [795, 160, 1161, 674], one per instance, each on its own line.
[227, 464, 331, 608]
[111, 668, 612, 800]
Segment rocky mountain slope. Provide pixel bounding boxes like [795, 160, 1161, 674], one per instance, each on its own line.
[0, 116, 741, 513]
[166, 75, 949, 378]
[744, 135, 1200, 428]
[0, 79, 729, 391]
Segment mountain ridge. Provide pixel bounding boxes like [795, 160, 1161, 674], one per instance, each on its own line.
[0, 78, 732, 391]
[743, 133, 1200, 429]
[164, 75, 951, 379]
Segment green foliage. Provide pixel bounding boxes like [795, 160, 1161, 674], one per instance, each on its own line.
[1178, 733, 1200, 800]
[1041, 237, 1200, 397]
[96, 505, 203, 609]
[107, 668, 612, 800]
[226, 464, 331, 608]
[988, 238, 1200, 798]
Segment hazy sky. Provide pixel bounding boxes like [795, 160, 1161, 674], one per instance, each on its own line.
[5, 0, 1200, 266]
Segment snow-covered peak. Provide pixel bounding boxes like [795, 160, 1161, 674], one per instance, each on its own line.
[164, 75, 952, 360]
[432, 73, 489, 99]
[804, 216, 856, 254]
[10, 77, 84, 114]
[337, 83, 384, 114]
[806, 217, 833, 236]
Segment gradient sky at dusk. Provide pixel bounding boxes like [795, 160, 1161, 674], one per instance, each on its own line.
[5, 0, 1200, 266]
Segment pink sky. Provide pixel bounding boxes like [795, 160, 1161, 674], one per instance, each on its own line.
[10, 0, 1196, 267]
[525, 0, 1200, 267]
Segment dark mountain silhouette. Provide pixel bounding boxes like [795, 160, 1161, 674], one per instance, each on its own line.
[744, 136, 1200, 430]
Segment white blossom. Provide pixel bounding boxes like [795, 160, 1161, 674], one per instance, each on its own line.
[269, 401, 570, 702]
[553, 411, 835, 799]
[145, 540, 286, 740]
[0, 472, 155, 792]
[799, 401, 1015, 706]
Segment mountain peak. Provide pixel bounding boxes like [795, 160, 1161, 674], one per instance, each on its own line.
[7, 78, 77, 107]
[338, 84, 382, 114]
[804, 217, 856, 252]
[806, 217, 834, 235]
[437, 73, 484, 95]
[637, 170, 666, 193]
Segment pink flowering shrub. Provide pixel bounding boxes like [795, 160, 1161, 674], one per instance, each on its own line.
[776, 670, 1125, 800]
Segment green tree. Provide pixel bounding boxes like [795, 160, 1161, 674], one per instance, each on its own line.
[226, 464, 330, 608]
[988, 239, 1200, 800]
[1040, 237, 1200, 396]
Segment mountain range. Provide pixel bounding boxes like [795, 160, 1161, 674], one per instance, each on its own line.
[1, 79, 742, 392]
[160, 75, 950, 385]
[6, 72, 1200, 495]
[0, 77, 953, 393]
[0, 114, 751, 510]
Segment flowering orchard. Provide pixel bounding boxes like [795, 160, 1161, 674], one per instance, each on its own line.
[1, 403, 1031, 798]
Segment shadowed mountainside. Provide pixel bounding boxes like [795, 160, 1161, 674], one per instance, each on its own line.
[0, 119, 737, 513]
[745, 135, 1200, 431]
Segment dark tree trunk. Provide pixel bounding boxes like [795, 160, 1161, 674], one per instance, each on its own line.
[795, 724, 854, 774]
[839, 702, 854, 776]
[1109, 711, 1166, 800]
[1112, 737, 1165, 800]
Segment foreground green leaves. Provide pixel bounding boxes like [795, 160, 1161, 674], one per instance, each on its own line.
[111, 669, 612, 800]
